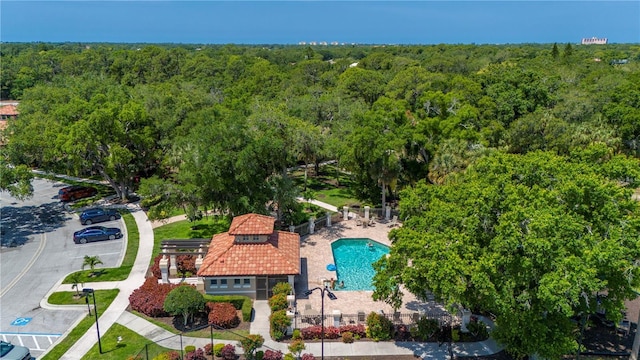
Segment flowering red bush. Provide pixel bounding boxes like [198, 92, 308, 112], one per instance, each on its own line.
[184, 348, 207, 360]
[220, 344, 236, 360]
[206, 302, 240, 328]
[301, 325, 340, 340]
[150, 254, 164, 279]
[176, 254, 196, 275]
[129, 277, 178, 317]
[302, 354, 316, 360]
[301, 324, 365, 340]
[263, 349, 284, 360]
[338, 324, 366, 338]
[203, 343, 213, 355]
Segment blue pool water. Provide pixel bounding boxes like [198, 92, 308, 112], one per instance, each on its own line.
[331, 238, 390, 291]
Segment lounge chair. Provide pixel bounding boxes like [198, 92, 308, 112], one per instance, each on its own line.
[388, 215, 398, 227]
[357, 310, 366, 324]
[355, 216, 363, 226]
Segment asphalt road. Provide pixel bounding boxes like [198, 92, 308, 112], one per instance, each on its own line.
[0, 177, 126, 358]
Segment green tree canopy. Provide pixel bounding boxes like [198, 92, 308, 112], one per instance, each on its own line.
[163, 285, 205, 326]
[373, 150, 640, 359]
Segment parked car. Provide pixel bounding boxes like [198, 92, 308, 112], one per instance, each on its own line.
[73, 226, 122, 244]
[0, 340, 34, 360]
[58, 185, 98, 202]
[79, 208, 121, 225]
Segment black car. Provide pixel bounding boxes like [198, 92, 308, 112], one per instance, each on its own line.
[73, 226, 122, 244]
[79, 208, 121, 225]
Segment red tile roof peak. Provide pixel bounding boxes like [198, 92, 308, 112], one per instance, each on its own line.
[228, 213, 275, 235]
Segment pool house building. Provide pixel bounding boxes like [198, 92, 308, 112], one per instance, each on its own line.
[197, 213, 300, 300]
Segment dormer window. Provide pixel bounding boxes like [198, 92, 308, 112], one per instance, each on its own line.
[242, 235, 249, 242]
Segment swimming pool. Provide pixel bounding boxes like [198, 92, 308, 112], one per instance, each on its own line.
[331, 238, 390, 291]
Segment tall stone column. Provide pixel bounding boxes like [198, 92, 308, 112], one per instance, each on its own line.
[385, 205, 391, 221]
[309, 217, 315, 234]
[326, 211, 332, 227]
[343, 206, 349, 220]
[169, 253, 177, 277]
[364, 206, 370, 221]
[159, 250, 169, 284]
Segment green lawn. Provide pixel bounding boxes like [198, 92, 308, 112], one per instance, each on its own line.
[41, 290, 120, 360]
[151, 216, 230, 264]
[62, 210, 139, 284]
[81, 323, 175, 360]
[131, 311, 250, 341]
[291, 165, 361, 208]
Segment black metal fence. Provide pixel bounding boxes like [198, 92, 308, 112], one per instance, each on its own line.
[293, 311, 454, 330]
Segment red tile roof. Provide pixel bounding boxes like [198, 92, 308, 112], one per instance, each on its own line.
[197, 230, 300, 277]
[197, 213, 299, 277]
[228, 213, 275, 235]
[0, 105, 18, 116]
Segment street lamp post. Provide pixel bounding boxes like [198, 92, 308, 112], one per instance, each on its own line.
[303, 286, 337, 360]
[83, 288, 102, 354]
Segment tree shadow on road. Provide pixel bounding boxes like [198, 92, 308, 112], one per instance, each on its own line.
[1, 202, 71, 247]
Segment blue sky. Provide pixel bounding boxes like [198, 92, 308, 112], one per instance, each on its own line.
[1, 1, 638, 45]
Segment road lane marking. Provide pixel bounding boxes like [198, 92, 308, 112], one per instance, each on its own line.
[0, 233, 46, 298]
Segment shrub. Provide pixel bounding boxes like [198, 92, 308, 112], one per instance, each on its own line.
[176, 254, 197, 275]
[220, 344, 236, 360]
[240, 334, 264, 359]
[207, 302, 240, 328]
[283, 354, 295, 360]
[291, 328, 302, 340]
[268, 293, 288, 312]
[365, 312, 393, 341]
[256, 350, 264, 360]
[152, 351, 180, 360]
[213, 343, 225, 357]
[129, 277, 179, 317]
[184, 348, 207, 360]
[300, 325, 342, 340]
[164, 285, 206, 326]
[203, 343, 213, 355]
[451, 328, 460, 342]
[271, 282, 293, 296]
[341, 331, 354, 343]
[270, 310, 291, 340]
[203, 294, 253, 322]
[467, 319, 489, 339]
[263, 350, 284, 360]
[288, 338, 305, 357]
[151, 254, 164, 279]
[338, 324, 366, 338]
[185, 345, 196, 353]
[301, 325, 322, 340]
[301, 354, 316, 360]
[411, 317, 440, 341]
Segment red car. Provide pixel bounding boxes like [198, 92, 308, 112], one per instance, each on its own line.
[58, 185, 98, 202]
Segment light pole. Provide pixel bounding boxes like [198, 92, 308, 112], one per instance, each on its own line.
[83, 288, 102, 354]
[303, 286, 337, 360]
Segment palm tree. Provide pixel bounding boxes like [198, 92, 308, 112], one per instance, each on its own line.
[69, 272, 83, 298]
[82, 255, 104, 277]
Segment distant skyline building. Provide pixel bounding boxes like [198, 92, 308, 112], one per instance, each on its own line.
[581, 37, 608, 45]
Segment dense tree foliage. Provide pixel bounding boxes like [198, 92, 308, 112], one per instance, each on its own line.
[2, 39, 639, 359]
[372, 149, 640, 358]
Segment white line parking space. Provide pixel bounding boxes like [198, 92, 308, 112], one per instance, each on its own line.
[0, 331, 62, 353]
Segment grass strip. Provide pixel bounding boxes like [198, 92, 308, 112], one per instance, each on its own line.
[41, 290, 119, 360]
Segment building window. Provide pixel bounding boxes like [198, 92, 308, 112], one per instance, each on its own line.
[234, 279, 242, 288]
[210, 279, 218, 289]
[243, 278, 251, 288]
[242, 235, 249, 242]
[220, 279, 228, 288]
[253, 235, 260, 242]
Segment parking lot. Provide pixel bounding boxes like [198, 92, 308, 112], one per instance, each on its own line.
[0, 177, 127, 358]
